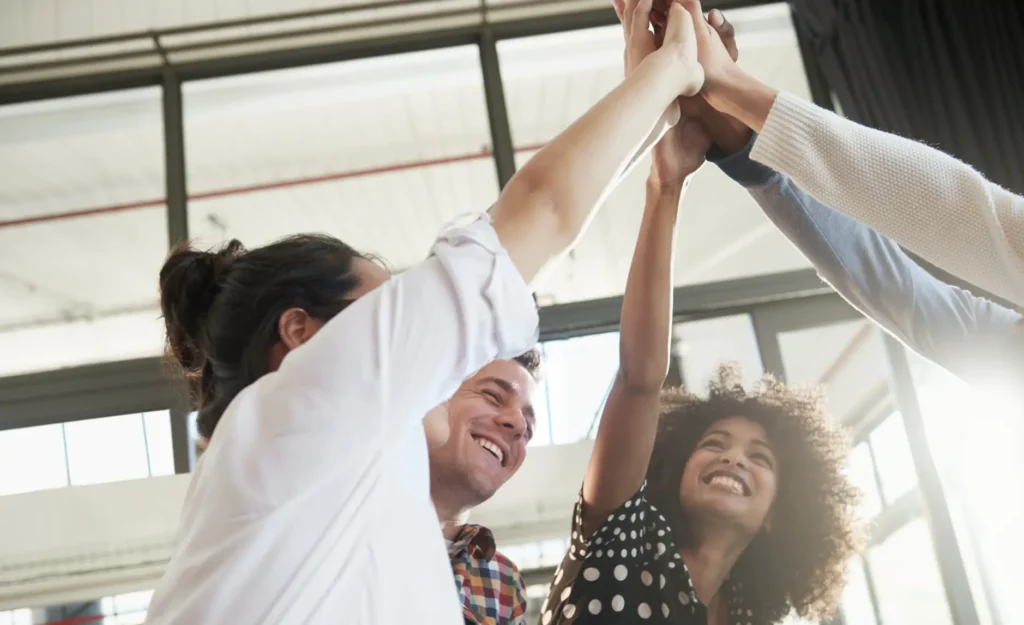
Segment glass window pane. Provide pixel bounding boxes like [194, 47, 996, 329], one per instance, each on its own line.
[909, 352, 1024, 625]
[0, 89, 167, 377]
[869, 413, 917, 504]
[111, 589, 153, 623]
[65, 414, 150, 486]
[0, 423, 68, 495]
[538, 331, 619, 445]
[499, 4, 816, 304]
[0, 610, 32, 625]
[848, 442, 884, 519]
[143, 410, 175, 477]
[184, 46, 498, 270]
[842, 556, 878, 625]
[499, 537, 570, 571]
[868, 517, 953, 625]
[778, 320, 891, 423]
[675, 314, 762, 391]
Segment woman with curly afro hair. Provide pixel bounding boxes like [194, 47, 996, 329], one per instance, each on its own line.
[543, 271, 864, 623]
[541, 4, 863, 615]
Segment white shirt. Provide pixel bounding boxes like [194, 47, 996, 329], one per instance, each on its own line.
[145, 214, 539, 625]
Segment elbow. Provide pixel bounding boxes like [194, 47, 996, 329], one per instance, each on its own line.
[616, 362, 670, 393]
[501, 165, 578, 250]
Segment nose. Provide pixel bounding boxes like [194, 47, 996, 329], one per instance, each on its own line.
[496, 407, 528, 439]
[719, 449, 747, 470]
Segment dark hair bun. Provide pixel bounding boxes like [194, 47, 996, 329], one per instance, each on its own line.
[159, 240, 245, 372]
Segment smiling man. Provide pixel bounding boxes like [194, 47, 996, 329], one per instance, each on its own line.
[428, 349, 542, 625]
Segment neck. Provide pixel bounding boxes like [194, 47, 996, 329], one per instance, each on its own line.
[678, 523, 751, 607]
[432, 485, 470, 542]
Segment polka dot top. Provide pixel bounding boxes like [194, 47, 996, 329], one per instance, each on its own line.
[542, 482, 765, 625]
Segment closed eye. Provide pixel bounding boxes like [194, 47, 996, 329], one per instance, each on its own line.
[700, 438, 726, 450]
[482, 390, 502, 404]
[751, 451, 775, 469]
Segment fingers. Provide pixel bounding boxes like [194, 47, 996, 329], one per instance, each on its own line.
[663, 1, 695, 47]
[676, 0, 706, 30]
[664, 3, 705, 97]
[708, 8, 738, 61]
[622, 0, 639, 37]
[611, 0, 626, 22]
[630, 0, 654, 46]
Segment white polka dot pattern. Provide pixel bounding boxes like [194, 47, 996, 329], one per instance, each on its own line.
[544, 483, 760, 624]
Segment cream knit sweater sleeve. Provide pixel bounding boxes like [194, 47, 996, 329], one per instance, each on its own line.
[750, 91, 1024, 308]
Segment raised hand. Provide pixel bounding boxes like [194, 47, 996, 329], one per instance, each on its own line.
[659, 2, 705, 97]
[676, 7, 754, 154]
[614, 0, 708, 186]
[613, 0, 657, 76]
[675, 0, 739, 106]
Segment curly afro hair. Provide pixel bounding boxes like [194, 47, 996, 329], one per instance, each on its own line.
[645, 364, 864, 622]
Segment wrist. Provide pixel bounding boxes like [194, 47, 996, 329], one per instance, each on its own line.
[649, 48, 704, 98]
[703, 67, 778, 134]
[708, 116, 753, 156]
[646, 173, 687, 202]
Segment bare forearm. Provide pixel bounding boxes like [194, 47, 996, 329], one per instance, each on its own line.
[490, 51, 690, 284]
[618, 179, 683, 389]
[581, 178, 683, 533]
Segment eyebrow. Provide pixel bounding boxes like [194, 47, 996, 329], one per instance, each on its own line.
[704, 429, 774, 454]
[480, 376, 535, 424]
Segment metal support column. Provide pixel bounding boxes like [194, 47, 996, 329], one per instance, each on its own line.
[163, 70, 189, 247]
[882, 335, 980, 625]
[170, 404, 194, 474]
[750, 309, 786, 381]
[478, 27, 517, 189]
[163, 69, 192, 473]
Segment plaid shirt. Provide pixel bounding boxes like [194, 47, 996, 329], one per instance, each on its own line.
[448, 523, 528, 625]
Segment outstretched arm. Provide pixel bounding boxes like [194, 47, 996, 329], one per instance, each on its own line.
[678, 0, 1024, 307]
[489, 1, 704, 285]
[580, 177, 682, 535]
[579, 3, 712, 530]
[709, 136, 1024, 396]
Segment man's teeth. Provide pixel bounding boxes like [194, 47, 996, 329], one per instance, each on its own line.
[709, 475, 744, 495]
[473, 437, 504, 464]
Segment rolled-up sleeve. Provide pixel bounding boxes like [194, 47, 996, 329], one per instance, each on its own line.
[274, 212, 539, 438]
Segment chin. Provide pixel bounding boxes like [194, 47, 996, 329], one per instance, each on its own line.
[693, 498, 756, 524]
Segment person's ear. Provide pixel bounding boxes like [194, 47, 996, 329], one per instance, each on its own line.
[278, 308, 324, 350]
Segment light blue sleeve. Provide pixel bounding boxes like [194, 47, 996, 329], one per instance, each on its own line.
[709, 136, 1024, 393]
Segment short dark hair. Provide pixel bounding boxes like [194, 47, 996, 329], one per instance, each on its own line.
[512, 347, 544, 381]
[645, 364, 864, 622]
[159, 234, 368, 441]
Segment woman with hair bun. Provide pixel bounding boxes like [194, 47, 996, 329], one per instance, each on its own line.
[144, 5, 707, 624]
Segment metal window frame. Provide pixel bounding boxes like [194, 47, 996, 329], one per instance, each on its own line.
[750, 298, 983, 625]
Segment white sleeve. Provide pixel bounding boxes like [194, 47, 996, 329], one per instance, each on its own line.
[751, 91, 1024, 308]
[271, 212, 539, 438]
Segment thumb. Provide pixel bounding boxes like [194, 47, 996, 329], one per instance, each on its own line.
[708, 9, 739, 61]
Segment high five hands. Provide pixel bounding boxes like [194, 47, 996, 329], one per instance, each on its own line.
[613, 0, 754, 185]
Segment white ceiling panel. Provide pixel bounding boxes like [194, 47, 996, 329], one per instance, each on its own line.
[0, 85, 167, 363]
[0, 2, 824, 375]
[183, 44, 499, 258]
[0, 0, 472, 48]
